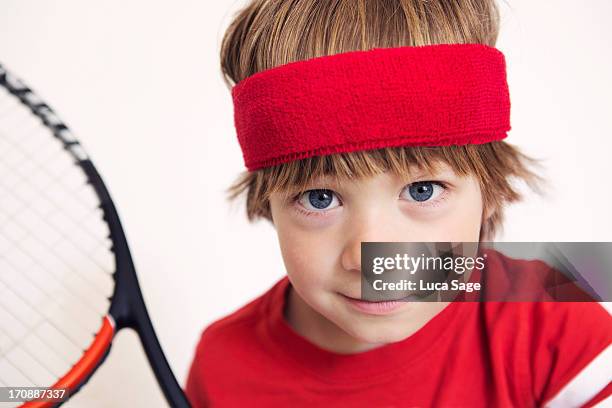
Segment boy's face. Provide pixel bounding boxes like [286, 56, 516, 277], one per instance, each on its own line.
[269, 162, 484, 345]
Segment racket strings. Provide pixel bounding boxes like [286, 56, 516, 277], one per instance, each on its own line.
[0, 99, 114, 271]
[0, 144, 115, 314]
[0, 83, 114, 395]
[0, 302, 90, 379]
[0, 301, 69, 388]
[0, 172, 113, 298]
[0, 117, 114, 258]
[0, 243, 108, 336]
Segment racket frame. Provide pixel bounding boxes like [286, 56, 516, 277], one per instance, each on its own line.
[0, 64, 191, 408]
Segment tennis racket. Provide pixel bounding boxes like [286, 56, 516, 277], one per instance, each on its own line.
[0, 64, 191, 407]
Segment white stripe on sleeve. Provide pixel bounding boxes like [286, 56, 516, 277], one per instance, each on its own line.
[544, 343, 612, 408]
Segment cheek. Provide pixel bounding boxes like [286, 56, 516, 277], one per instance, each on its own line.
[437, 203, 482, 240]
[446, 183, 484, 240]
[276, 221, 338, 291]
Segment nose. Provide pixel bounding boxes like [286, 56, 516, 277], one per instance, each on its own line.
[340, 236, 362, 273]
[340, 209, 399, 273]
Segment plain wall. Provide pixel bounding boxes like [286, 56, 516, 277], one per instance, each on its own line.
[0, 0, 610, 406]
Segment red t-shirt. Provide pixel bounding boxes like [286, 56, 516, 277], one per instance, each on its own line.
[185, 251, 612, 407]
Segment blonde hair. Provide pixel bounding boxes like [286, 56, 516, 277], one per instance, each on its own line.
[220, 0, 542, 239]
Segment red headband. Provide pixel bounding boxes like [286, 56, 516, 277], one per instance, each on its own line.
[231, 43, 510, 171]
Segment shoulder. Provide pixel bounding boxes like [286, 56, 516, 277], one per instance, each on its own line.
[198, 290, 268, 346]
[526, 301, 612, 407]
[196, 278, 285, 353]
[480, 250, 611, 338]
[478, 250, 612, 406]
[186, 276, 288, 378]
[481, 247, 599, 302]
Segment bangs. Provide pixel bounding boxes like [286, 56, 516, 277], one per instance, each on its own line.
[260, 144, 485, 199]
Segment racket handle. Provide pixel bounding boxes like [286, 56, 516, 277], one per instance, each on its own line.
[134, 306, 192, 408]
[110, 272, 191, 408]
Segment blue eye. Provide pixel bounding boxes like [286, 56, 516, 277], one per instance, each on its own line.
[298, 189, 340, 211]
[402, 181, 444, 202]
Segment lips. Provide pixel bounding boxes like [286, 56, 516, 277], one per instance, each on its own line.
[341, 293, 420, 302]
[340, 293, 409, 315]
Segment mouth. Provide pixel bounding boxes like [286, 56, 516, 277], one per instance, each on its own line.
[341, 292, 425, 302]
[339, 293, 413, 315]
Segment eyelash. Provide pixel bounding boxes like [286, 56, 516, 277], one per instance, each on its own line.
[290, 191, 337, 219]
[407, 181, 450, 209]
[291, 181, 450, 218]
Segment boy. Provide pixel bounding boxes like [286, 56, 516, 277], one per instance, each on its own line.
[186, 0, 612, 406]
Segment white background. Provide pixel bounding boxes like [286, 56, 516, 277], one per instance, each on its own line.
[0, 0, 611, 406]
